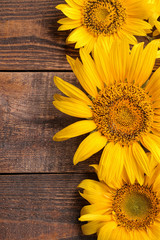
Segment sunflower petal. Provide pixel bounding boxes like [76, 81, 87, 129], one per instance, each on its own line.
[127, 42, 144, 84]
[97, 222, 117, 240]
[135, 40, 159, 86]
[53, 120, 96, 141]
[81, 203, 110, 216]
[67, 26, 92, 47]
[79, 48, 103, 90]
[124, 145, 144, 185]
[53, 99, 92, 118]
[145, 67, 160, 98]
[132, 142, 150, 175]
[54, 76, 92, 105]
[110, 227, 132, 240]
[99, 142, 124, 183]
[67, 55, 98, 97]
[109, 41, 129, 83]
[56, 4, 81, 20]
[79, 214, 111, 222]
[141, 134, 160, 163]
[78, 179, 108, 195]
[81, 221, 102, 235]
[94, 36, 114, 85]
[73, 131, 107, 164]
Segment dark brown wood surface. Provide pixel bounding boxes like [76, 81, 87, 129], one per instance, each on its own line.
[0, 1, 160, 240]
[0, 1, 98, 239]
[0, 173, 97, 240]
[0, 0, 80, 71]
[0, 72, 100, 173]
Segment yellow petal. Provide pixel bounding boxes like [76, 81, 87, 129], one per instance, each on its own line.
[78, 179, 108, 196]
[57, 17, 80, 25]
[147, 221, 160, 240]
[94, 36, 114, 85]
[84, 38, 96, 53]
[110, 227, 132, 240]
[81, 203, 110, 216]
[53, 99, 92, 118]
[127, 42, 144, 84]
[109, 41, 129, 83]
[78, 181, 112, 205]
[133, 229, 149, 240]
[97, 222, 117, 240]
[65, 0, 79, 8]
[145, 67, 160, 98]
[124, 145, 144, 185]
[67, 55, 98, 98]
[73, 131, 107, 164]
[72, 0, 85, 6]
[53, 94, 70, 101]
[56, 4, 81, 20]
[79, 48, 103, 90]
[141, 134, 160, 163]
[132, 142, 150, 175]
[124, 18, 151, 34]
[98, 142, 124, 184]
[120, 29, 137, 45]
[53, 120, 96, 141]
[79, 214, 111, 222]
[58, 22, 81, 30]
[80, 192, 109, 205]
[152, 174, 160, 193]
[74, 28, 93, 49]
[66, 26, 91, 46]
[54, 76, 92, 105]
[135, 40, 159, 86]
[81, 221, 102, 236]
[123, 19, 149, 36]
[152, 101, 160, 108]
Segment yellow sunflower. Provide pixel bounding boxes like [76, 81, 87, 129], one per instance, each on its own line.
[148, 0, 160, 36]
[78, 159, 160, 240]
[53, 40, 160, 183]
[56, 0, 152, 52]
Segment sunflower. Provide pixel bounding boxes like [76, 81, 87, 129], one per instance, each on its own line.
[53, 40, 160, 183]
[78, 158, 160, 240]
[148, 0, 160, 36]
[56, 0, 152, 52]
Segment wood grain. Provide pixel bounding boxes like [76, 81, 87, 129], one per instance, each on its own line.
[0, 72, 101, 173]
[0, 0, 159, 71]
[0, 0, 79, 71]
[0, 173, 97, 240]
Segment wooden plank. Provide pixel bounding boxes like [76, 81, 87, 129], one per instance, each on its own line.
[0, 173, 97, 240]
[0, 72, 100, 173]
[0, 0, 159, 70]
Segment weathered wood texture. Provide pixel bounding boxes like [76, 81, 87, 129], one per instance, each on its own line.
[0, 72, 100, 173]
[0, 173, 97, 240]
[0, 0, 79, 70]
[0, 0, 159, 70]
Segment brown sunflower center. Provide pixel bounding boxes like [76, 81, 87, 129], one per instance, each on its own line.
[92, 83, 153, 145]
[82, 0, 126, 36]
[112, 183, 159, 231]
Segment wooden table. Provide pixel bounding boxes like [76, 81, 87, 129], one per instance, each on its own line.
[0, 1, 160, 240]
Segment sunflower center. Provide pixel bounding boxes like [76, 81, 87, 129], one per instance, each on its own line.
[95, 8, 109, 21]
[112, 183, 159, 231]
[92, 83, 153, 145]
[82, 0, 126, 36]
[122, 192, 151, 218]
